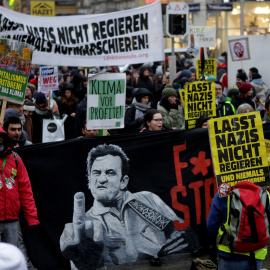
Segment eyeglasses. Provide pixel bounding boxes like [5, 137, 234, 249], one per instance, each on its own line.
[152, 118, 163, 122]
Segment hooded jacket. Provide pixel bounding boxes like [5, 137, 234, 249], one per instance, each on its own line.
[124, 88, 153, 133]
[0, 127, 39, 226]
[251, 78, 267, 101]
[132, 66, 155, 95]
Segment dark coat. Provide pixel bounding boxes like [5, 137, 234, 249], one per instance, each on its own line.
[132, 66, 155, 95]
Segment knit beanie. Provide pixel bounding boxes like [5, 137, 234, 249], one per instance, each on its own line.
[162, 85, 177, 98]
[63, 82, 74, 92]
[227, 85, 239, 97]
[155, 70, 163, 77]
[239, 82, 253, 94]
[27, 83, 36, 91]
[216, 56, 225, 66]
[179, 78, 189, 89]
[207, 75, 216, 81]
[35, 92, 47, 104]
[0, 243, 27, 270]
[23, 100, 35, 112]
[237, 73, 247, 82]
[4, 108, 19, 122]
[179, 70, 191, 80]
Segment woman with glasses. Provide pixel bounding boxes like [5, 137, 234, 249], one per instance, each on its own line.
[141, 109, 164, 132]
[157, 85, 184, 130]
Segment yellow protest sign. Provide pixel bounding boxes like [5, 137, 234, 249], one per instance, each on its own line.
[30, 1, 55, 16]
[10, 50, 16, 58]
[196, 59, 216, 79]
[23, 48, 31, 60]
[0, 45, 4, 54]
[184, 81, 216, 129]
[265, 139, 270, 166]
[179, 89, 185, 107]
[209, 112, 270, 196]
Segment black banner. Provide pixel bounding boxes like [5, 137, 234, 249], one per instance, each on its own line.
[15, 124, 270, 269]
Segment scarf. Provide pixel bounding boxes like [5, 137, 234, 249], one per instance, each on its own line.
[133, 102, 151, 120]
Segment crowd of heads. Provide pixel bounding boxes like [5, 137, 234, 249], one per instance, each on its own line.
[1, 56, 269, 147]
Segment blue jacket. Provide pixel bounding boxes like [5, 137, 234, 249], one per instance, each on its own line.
[207, 193, 260, 260]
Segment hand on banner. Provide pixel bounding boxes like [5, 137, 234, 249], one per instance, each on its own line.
[158, 229, 187, 256]
[60, 192, 104, 268]
[72, 192, 104, 246]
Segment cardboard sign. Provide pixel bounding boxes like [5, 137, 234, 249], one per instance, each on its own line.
[179, 89, 185, 107]
[209, 112, 270, 196]
[38, 66, 58, 93]
[196, 59, 216, 79]
[0, 38, 34, 75]
[23, 48, 31, 60]
[0, 68, 28, 104]
[190, 26, 216, 48]
[229, 38, 250, 61]
[87, 73, 126, 130]
[184, 81, 216, 129]
[0, 44, 4, 54]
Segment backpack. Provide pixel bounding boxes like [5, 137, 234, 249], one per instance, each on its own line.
[219, 181, 270, 254]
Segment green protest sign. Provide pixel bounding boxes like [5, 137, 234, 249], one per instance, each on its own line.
[87, 73, 126, 129]
[0, 68, 28, 104]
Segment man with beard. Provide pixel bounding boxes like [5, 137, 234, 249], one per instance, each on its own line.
[3, 116, 32, 148]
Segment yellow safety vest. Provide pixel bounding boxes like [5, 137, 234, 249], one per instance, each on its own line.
[217, 195, 268, 260]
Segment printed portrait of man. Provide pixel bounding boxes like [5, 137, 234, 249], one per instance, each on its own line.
[60, 144, 198, 269]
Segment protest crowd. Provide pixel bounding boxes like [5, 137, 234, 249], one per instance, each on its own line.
[0, 54, 270, 270]
[0, 2, 270, 270]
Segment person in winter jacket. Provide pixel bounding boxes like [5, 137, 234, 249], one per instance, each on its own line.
[23, 100, 35, 142]
[216, 57, 228, 93]
[70, 72, 85, 102]
[215, 81, 235, 117]
[234, 82, 256, 110]
[250, 73, 268, 101]
[132, 66, 155, 95]
[0, 126, 39, 245]
[196, 115, 210, 128]
[173, 70, 192, 90]
[125, 88, 154, 133]
[59, 83, 78, 140]
[207, 190, 268, 270]
[157, 84, 184, 130]
[32, 92, 60, 143]
[3, 116, 32, 148]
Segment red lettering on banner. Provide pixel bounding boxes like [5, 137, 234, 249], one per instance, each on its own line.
[190, 151, 211, 176]
[43, 76, 57, 84]
[172, 143, 190, 230]
[189, 181, 204, 225]
[204, 177, 217, 219]
[172, 143, 217, 229]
